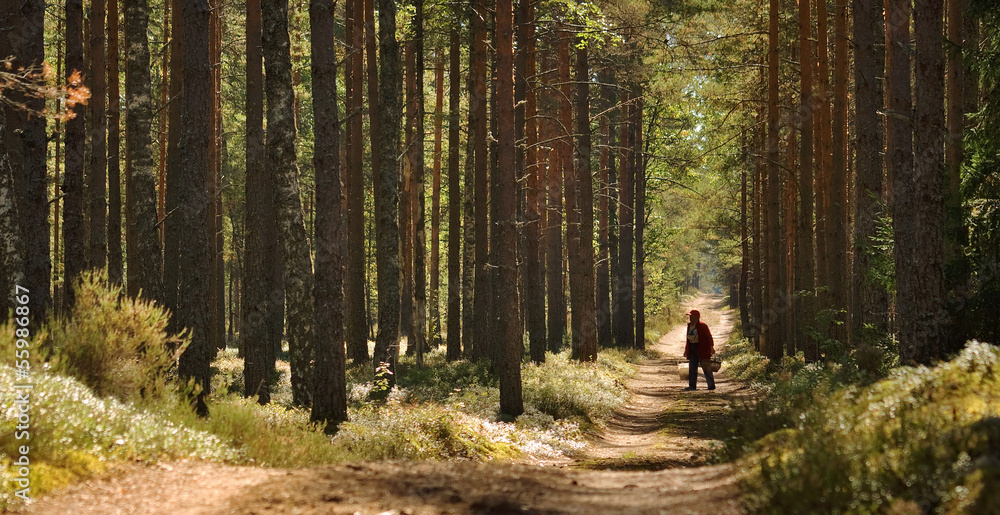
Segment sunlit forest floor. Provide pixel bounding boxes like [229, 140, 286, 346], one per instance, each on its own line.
[19, 295, 746, 514]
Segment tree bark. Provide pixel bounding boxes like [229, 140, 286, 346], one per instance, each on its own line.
[108, 0, 123, 285]
[573, 42, 597, 360]
[400, 40, 415, 353]
[851, 0, 887, 348]
[89, 0, 108, 271]
[461, 20, 476, 358]
[522, 0, 545, 364]
[614, 87, 634, 350]
[898, 0, 945, 364]
[374, 0, 402, 387]
[557, 28, 581, 359]
[0, 108, 24, 305]
[124, 0, 164, 303]
[64, 0, 86, 312]
[496, 0, 524, 417]
[310, 0, 347, 429]
[176, 0, 213, 416]
[632, 90, 645, 352]
[263, 0, 315, 405]
[763, 0, 784, 362]
[413, 0, 428, 366]
[446, 23, 462, 361]
[470, 0, 490, 362]
[163, 0, 183, 312]
[430, 54, 444, 348]
[797, 0, 817, 360]
[596, 77, 613, 350]
[828, 0, 850, 338]
[346, 0, 368, 366]
[242, 0, 277, 404]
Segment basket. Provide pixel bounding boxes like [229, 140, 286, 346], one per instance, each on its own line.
[704, 358, 722, 373]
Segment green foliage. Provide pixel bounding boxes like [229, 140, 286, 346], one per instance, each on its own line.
[737, 341, 1000, 513]
[521, 350, 636, 425]
[41, 272, 188, 402]
[0, 367, 237, 510]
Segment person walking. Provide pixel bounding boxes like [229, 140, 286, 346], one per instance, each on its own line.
[682, 309, 715, 391]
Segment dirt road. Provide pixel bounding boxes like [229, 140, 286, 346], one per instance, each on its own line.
[22, 294, 744, 515]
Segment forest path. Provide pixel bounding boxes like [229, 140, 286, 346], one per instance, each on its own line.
[21, 294, 745, 515]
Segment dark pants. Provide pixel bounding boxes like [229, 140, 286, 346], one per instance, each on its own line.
[689, 353, 715, 389]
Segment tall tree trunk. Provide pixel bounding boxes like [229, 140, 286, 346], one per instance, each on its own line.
[763, 0, 784, 362]
[633, 91, 645, 352]
[124, 0, 164, 303]
[64, 0, 86, 311]
[574, 40, 597, 360]
[310, 0, 347, 429]
[431, 54, 444, 348]
[898, 0, 945, 364]
[496, 0, 523, 417]
[446, 23, 462, 361]
[263, 0, 315, 405]
[814, 0, 831, 315]
[20, 0, 48, 321]
[412, 0, 427, 366]
[886, 0, 912, 345]
[208, 0, 224, 353]
[163, 0, 183, 311]
[400, 40, 415, 354]
[461, 15, 476, 358]
[89, 0, 108, 271]
[546, 125, 566, 353]
[614, 87, 634, 350]
[797, 0, 817, 360]
[176, 0, 213, 416]
[828, 0, 850, 339]
[522, 0, 545, 363]
[346, 0, 368, 366]
[851, 0, 887, 348]
[0, 108, 24, 306]
[557, 28, 581, 358]
[242, 0, 277, 403]
[158, 0, 169, 250]
[108, 0, 123, 285]
[943, 0, 967, 352]
[374, 0, 402, 386]
[740, 133, 751, 335]
[470, 0, 490, 362]
[596, 77, 613, 350]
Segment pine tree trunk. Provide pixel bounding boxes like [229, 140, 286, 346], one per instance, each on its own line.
[557, 29, 581, 359]
[850, 0, 887, 348]
[496, 0, 523, 418]
[470, 0, 490, 362]
[108, 0, 123, 285]
[263, 0, 315, 405]
[0, 108, 24, 305]
[374, 0, 402, 386]
[446, 23, 463, 361]
[632, 91, 645, 352]
[346, 0, 368, 366]
[614, 87, 634, 350]
[797, 0, 817, 360]
[89, 0, 108, 272]
[431, 55, 444, 349]
[899, 0, 945, 364]
[163, 0, 183, 311]
[19, 0, 48, 321]
[461, 24, 476, 358]
[763, 0, 784, 362]
[546, 126, 566, 353]
[124, 0, 164, 303]
[242, 0, 277, 404]
[828, 0, 849, 338]
[310, 0, 347, 429]
[522, 0, 545, 364]
[886, 0, 912, 346]
[573, 41, 598, 360]
[176, 0, 213, 416]
[64, 0, 86, 311]
[814, 0, 831, 314]
[413, 0, 427, 366]
[943, 0, 967, 352]
[596, 78, 613, 350]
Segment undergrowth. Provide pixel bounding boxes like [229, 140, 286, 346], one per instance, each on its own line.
[723, 337, 1000, 513]
[1, 276, 646, 509]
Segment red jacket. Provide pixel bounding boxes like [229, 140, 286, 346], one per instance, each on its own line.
[683, 321, 714, 360]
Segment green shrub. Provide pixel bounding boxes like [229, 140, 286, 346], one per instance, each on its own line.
[521, 350, 634, 426]
[739, 341, 1000, 513]
[43, 272, 187, 402]
[0, 367, 236, 510]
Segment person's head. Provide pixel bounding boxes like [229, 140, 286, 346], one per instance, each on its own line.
[688, 310, 700, 324]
